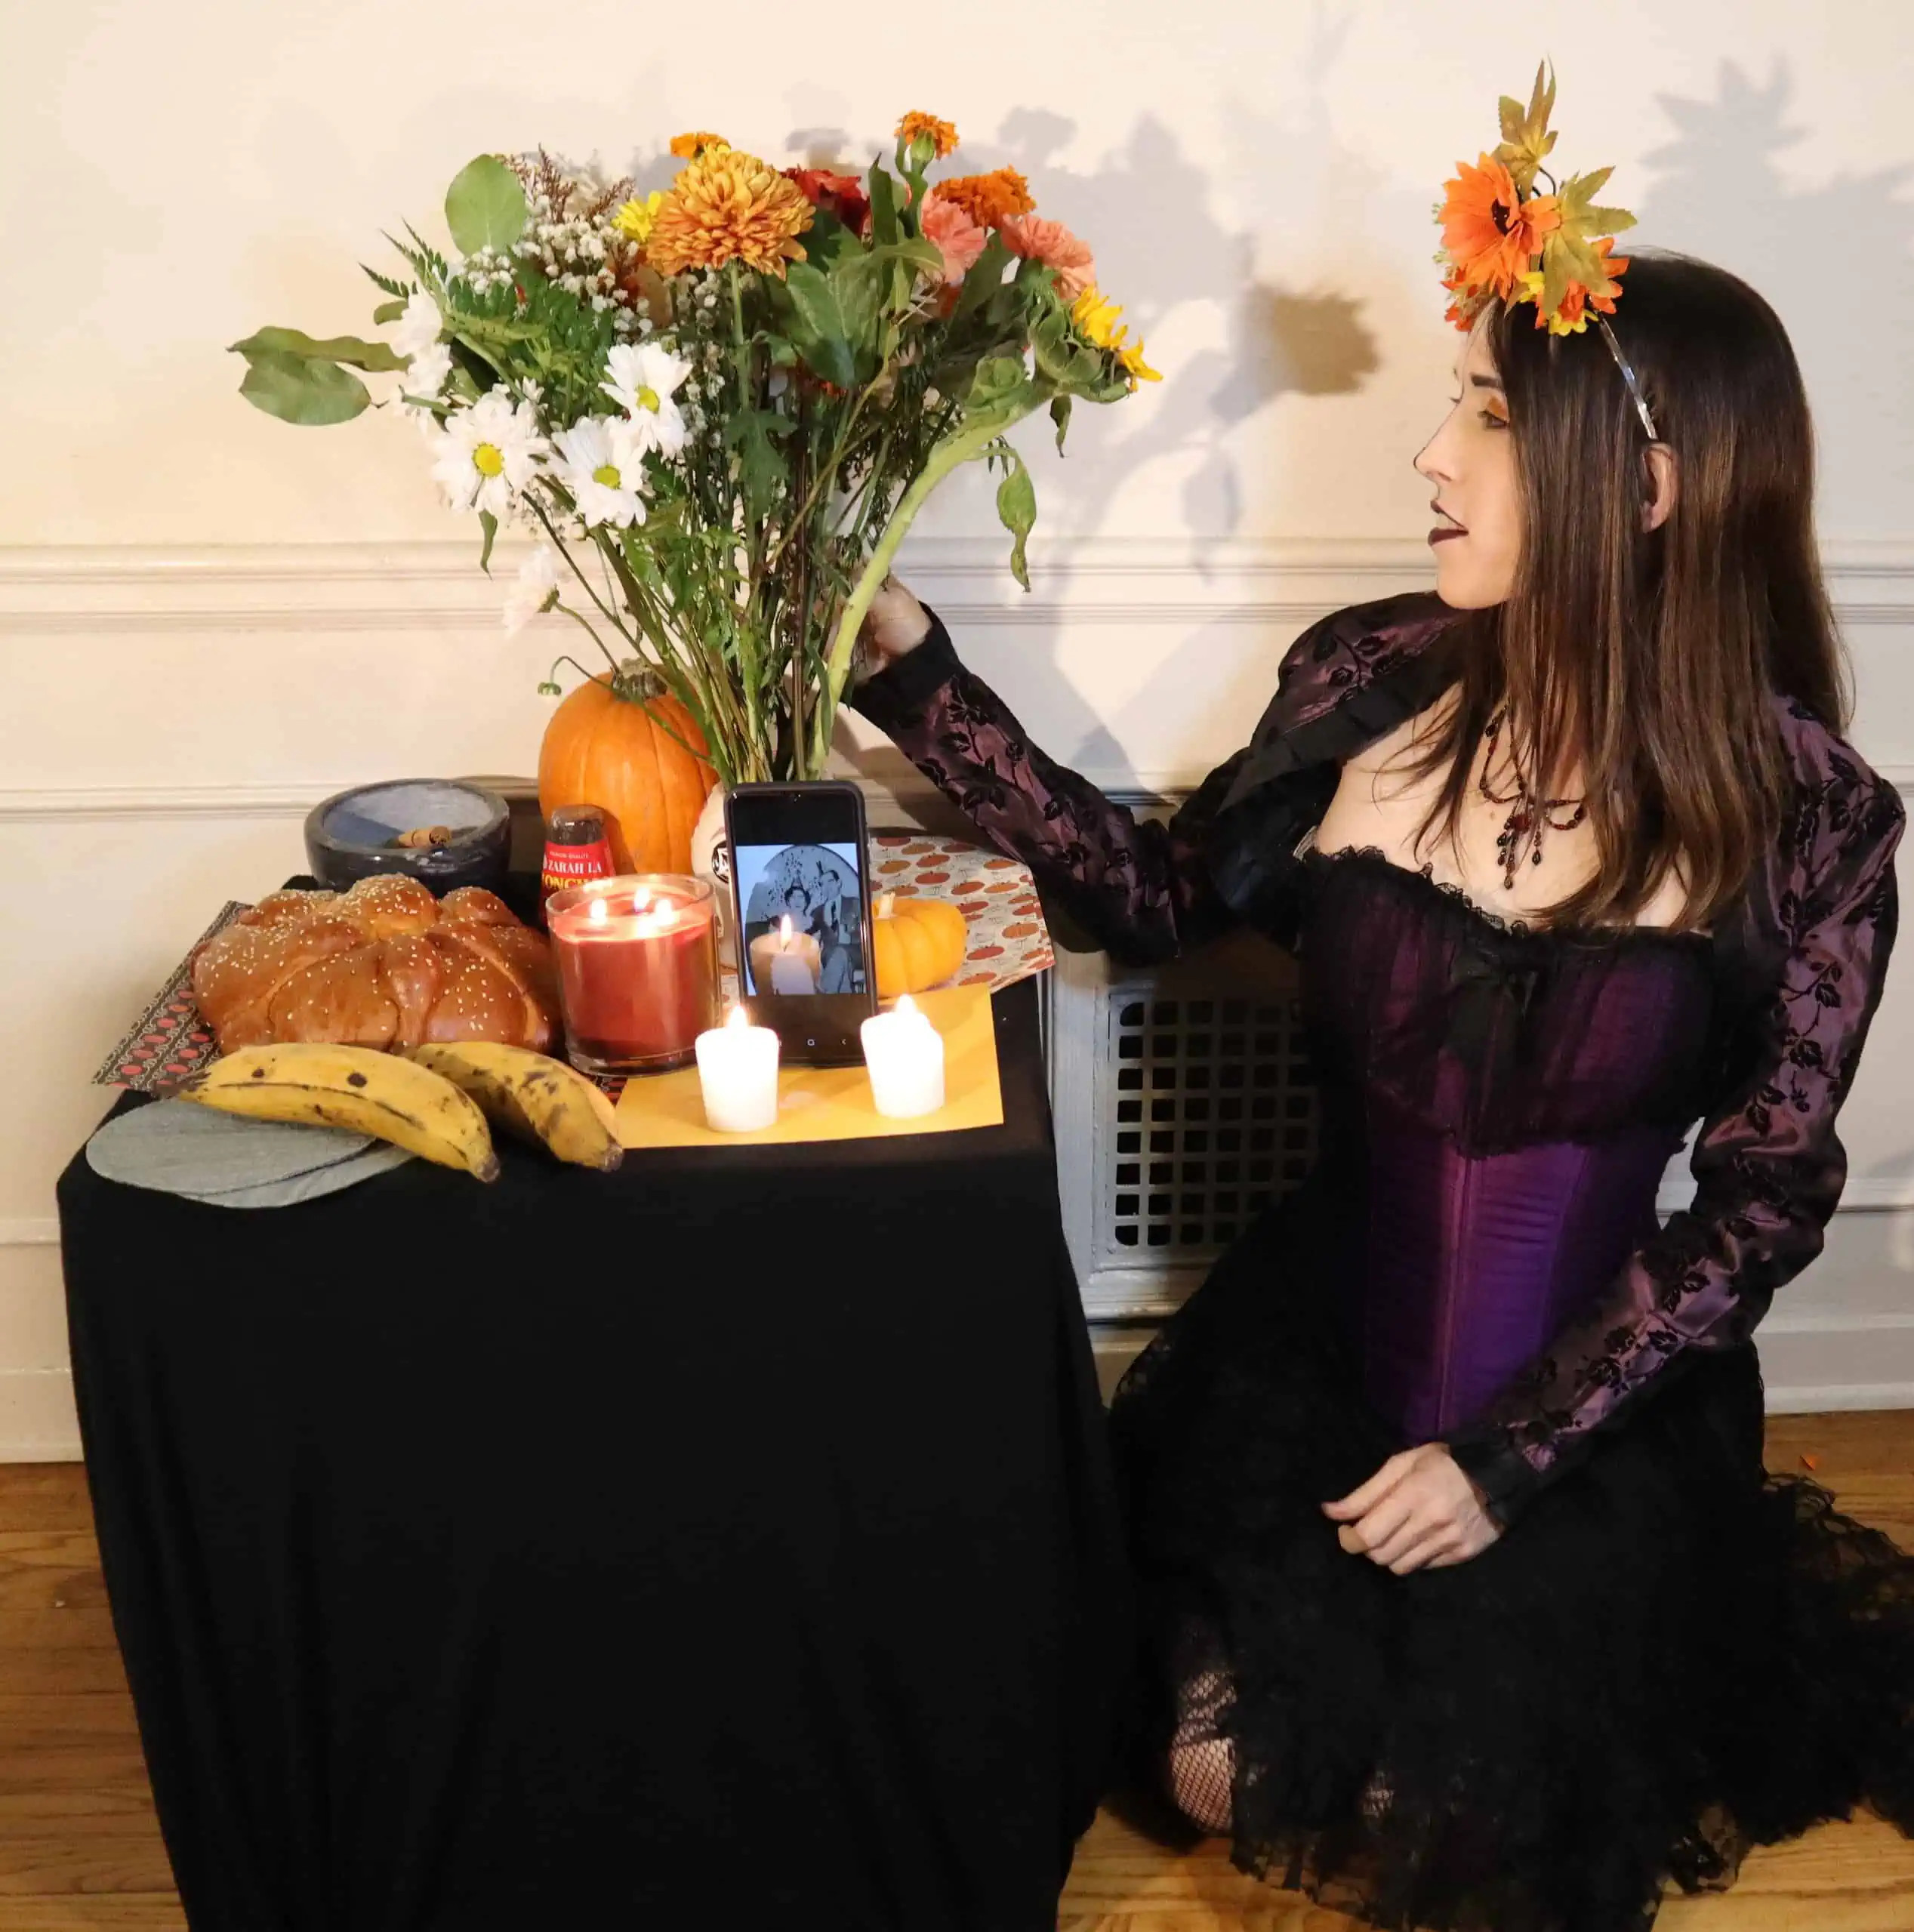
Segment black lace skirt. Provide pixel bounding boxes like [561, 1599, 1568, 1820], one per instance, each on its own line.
[1106, 1188, 1914, 1932]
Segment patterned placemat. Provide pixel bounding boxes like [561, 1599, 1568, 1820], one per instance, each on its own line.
[868, 836, 1054, 988]
[94, 902, 248, 1091]
[93, 840, 1052, 1094]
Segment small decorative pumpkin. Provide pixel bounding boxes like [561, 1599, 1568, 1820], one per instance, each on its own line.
[871, 892, 969, 999]
[538, 670, 717, 876]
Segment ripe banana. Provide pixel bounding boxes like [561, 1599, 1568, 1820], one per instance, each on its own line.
[175, 1043, 499, 1181]
[399, 1042, 624, 1171]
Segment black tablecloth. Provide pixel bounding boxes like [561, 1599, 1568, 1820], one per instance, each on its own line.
[58, 976, 1129, 1932]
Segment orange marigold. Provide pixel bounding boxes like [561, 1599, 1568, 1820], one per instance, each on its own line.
[1438, 153, 1560, 305]
[648, 146, 815, 279]
[896, 111, 959, 159]
[670, 131, 729, 161]
[930, 167, 1035, 230]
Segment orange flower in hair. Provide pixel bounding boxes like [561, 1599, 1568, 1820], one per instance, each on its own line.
[1435, 63, 1638, 338]
[1439, 155, 1561, 307]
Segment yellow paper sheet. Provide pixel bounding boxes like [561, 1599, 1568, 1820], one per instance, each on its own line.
[614, 984, 1003, 1148]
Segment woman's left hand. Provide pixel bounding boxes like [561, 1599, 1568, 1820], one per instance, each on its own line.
[1321, 1444, 1504, 1573]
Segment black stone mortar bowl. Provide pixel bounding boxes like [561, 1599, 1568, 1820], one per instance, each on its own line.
[304, 779, 512, 896]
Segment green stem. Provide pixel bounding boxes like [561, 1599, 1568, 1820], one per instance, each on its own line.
[812, 404, 1043, 769]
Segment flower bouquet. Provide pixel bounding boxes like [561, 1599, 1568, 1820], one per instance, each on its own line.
[233, 116, 1158, 786]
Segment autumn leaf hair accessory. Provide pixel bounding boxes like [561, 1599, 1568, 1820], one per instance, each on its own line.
[1437, 62, 1660, 439]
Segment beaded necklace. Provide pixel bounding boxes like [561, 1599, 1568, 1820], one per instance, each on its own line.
[1478, 704, 1587, 891]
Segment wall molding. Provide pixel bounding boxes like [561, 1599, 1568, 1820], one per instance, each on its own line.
[2, 537, 1912, 633]
[0, 1220, 59, 1248]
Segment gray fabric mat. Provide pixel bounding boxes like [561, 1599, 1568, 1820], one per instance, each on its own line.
[87, 1102, 416, 1206]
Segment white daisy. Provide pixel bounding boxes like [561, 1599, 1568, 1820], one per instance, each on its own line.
[390, 289, 444, 361]
[427, 389, 548, 520]
[551, 416, 650, 529]
[502, 543, 562, 634]
[600, 342, 692, 458]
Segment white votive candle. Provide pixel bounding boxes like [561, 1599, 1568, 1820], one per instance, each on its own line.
[695, 1005, 781, 1132]
[861, 994, 946, 1120]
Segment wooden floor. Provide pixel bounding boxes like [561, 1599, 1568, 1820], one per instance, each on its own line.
[2, 1413, 1909, 1930]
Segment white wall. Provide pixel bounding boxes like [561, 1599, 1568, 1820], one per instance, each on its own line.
[5, 0, 1912, 1453]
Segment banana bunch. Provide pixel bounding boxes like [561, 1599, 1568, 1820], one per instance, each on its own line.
[176, 1043, 500, 1180]
[399, 1043, 624, 1172]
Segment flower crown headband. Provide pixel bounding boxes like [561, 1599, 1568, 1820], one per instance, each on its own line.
[1436, 63, 1659, 440]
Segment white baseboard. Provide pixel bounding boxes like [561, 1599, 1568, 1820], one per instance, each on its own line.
[0, 1370, 79, 1462]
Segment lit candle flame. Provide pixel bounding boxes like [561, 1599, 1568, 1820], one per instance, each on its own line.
[778, 914, 794, 945]
[587, 898, 609, 926]
[896, 994, 919, 1018]
[726, 1004, 752, 1031]
[632, 886, 653, 912]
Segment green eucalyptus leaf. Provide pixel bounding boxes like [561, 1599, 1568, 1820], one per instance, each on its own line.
[445, 154, 528, 255]
[235, 348, 371, 424]
[994, 448, 1037, 591]
[782, 262, 857, 389]
[478, 510, 498, 574]
[230, 326, 406, 372]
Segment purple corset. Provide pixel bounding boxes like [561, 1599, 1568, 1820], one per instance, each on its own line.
[1297, 846, 1720, 1443]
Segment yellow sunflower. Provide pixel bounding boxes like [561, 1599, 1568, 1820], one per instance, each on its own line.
[1070, 284, 1162, 387]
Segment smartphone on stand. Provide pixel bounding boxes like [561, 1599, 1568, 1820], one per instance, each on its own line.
[724, 781, 877, 1065]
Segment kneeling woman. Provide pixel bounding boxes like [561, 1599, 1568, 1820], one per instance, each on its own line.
[849, 78, 1912, 1932]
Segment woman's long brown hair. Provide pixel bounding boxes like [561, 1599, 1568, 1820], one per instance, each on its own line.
[1401, 252, 1849, 932]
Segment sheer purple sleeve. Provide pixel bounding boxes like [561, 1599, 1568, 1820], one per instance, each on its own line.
[848, 611, 1253, 964]
[1444, 718, 1906, 1528]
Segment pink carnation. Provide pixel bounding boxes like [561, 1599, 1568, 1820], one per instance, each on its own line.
[921, 190, 988, 286]
[998, 215, 1096, 300]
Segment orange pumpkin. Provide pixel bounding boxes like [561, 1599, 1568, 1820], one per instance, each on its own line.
[538, 673, 717, 876]
[871, 892, 969, 999]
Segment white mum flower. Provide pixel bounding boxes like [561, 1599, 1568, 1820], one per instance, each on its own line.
[551, 415, 650, 529]
[600, 341, 692, 458]
[427, 389, 548, 519]
[502, 543, 562, 635]
[398, 340, 452, 416]
[390, 289, 444, 361]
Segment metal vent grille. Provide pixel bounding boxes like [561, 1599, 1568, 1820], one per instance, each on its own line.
[1108, 990, 1318, 1254]
[1048, 928, 1320, 1319]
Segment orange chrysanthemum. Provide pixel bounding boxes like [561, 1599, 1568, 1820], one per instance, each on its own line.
[670, 131, 729, 161]
[1439, 153, 1560, 304]
[647, 145, 815, 279]
[930, 167, 1035, 230]
[896, 111, 959, 159]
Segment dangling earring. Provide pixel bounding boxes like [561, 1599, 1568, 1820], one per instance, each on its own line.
[1478, 707, 1586, 892]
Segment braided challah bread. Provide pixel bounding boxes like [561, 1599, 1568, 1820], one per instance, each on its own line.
[191, 875, 560, 1055]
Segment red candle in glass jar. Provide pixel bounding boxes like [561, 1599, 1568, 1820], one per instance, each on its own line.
[546, 874, 719, 1074]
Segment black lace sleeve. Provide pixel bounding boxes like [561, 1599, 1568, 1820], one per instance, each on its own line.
[850, 608, 1256, 965]
[849, 593, 1461, 963]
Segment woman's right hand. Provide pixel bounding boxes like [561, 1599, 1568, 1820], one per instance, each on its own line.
[857, 576, 932, 670]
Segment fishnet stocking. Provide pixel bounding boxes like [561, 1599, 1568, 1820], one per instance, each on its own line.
[1164, 1615, 1237, 1834]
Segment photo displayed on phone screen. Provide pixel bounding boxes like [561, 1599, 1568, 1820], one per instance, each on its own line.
[735, 840, 869, 999]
